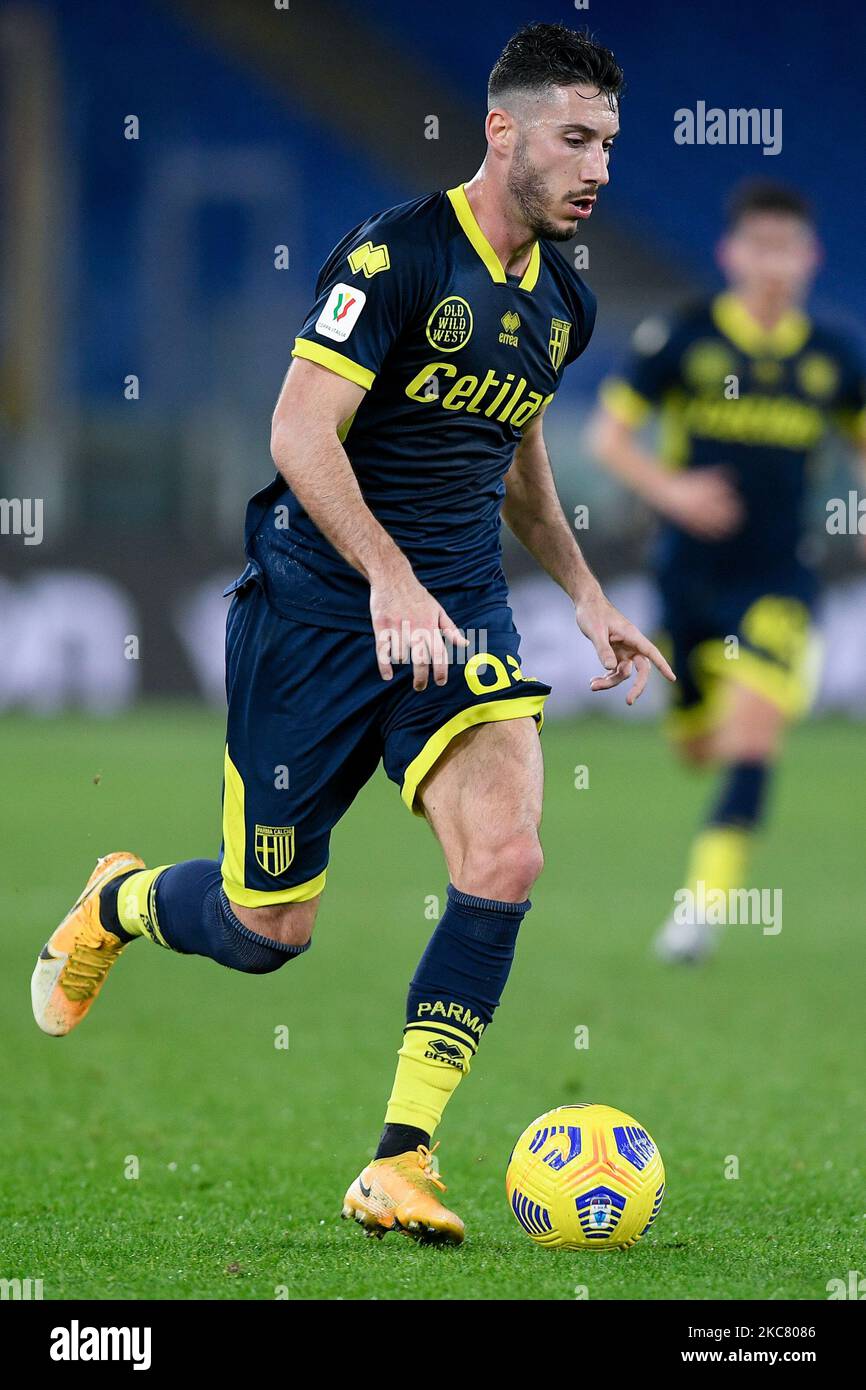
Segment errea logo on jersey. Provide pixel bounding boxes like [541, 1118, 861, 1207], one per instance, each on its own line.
[316, 283, 367, 343]
[347, 240, 390, 278]
[499, 310, 520, 347]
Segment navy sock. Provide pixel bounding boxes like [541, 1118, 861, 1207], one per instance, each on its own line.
[406, 883, 529, 1061]
[156, 861, 309, 973]
[375, 1123, 431, 1161]
[707, 761, 770, 830]
[376, 887, 529, 1155]
[103, 859, 309, 974]
[99, 872, 137, 942]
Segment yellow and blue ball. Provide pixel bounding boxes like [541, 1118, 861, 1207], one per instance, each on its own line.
[505, 1103, 665, 1251]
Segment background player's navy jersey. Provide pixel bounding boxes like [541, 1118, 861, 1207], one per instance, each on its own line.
[601, 294, 866, 593]
[242, 185, 596, 631]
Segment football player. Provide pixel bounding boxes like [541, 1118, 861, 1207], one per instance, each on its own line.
[32, 23, 673, 1242]
[591, 180, 866, 962]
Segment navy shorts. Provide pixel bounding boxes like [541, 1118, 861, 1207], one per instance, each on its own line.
[658, 570, 818, 739]
[220, 572, 550, 906]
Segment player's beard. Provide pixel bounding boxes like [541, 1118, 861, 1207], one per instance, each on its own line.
[507, 134, 575, 243]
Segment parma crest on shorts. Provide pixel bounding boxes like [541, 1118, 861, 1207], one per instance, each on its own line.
[254, 824, 295, 877]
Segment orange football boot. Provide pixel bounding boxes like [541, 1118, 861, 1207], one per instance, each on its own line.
[31, 852, 145, 1036]
[342, 1143, 465, 1245]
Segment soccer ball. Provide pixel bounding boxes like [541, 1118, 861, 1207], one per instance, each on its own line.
[505, 1103, 665, 1250]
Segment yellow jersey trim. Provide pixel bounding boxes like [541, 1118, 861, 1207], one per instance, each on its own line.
[670, 629, 818, 732]
[600, 377, 653, 428]
[446, 184, 541, 292]
[222, 747, 247, 902]
[337, 409, 357, 443]
[222, 868, 327, 908]
[711, 647, 815, 721]
[711, 292, 811, 359]
[401, 693, 547, 814]
[292, 337, 375, 391]
[222, 745, 326, 905]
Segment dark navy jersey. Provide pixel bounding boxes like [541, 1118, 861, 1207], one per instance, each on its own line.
[601, 293, 866, 590]
[243, 185, 596, 630]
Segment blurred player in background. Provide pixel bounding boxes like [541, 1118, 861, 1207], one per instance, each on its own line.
[591, 181, 866, 962]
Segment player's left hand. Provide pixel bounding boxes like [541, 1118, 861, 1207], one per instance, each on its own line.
[575, 586, 676, 705]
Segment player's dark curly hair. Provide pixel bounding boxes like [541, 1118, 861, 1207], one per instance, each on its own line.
[488, 23, 623, 108]
[726, 179, 814, 228]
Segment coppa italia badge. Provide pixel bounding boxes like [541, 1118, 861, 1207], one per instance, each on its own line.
[316, 283, 367, 342]
[426, 295, 473, 351]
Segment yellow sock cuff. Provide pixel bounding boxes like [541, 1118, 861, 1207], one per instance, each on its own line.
[116, 866, 173, 946]
[686, 826, 751, 897]
[384, 1026, 474, 1137]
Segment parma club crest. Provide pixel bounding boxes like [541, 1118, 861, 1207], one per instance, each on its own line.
[254, 825, 295, 877]
[548, 317, 571, 372]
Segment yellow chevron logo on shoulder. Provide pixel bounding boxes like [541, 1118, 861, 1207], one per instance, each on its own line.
[254, 825, 295, 877]
[347, 241, 391, 278]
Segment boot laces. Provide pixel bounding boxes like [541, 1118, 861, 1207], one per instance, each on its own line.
[63, 932, 121, 1000]
[416, 1143, 447, 1192]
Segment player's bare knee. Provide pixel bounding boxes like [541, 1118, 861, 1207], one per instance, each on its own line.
[717, 728, 782, 763]
[461, 830, 543, 903]
[231, 896, 319, 948]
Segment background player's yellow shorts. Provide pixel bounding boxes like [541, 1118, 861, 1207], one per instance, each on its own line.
[663, 590, 821, 741]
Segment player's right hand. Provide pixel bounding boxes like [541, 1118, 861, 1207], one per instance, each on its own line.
[369, 568, 468, 690]
[657, 466, 744, 540]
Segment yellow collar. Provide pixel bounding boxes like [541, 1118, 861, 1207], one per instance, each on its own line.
[711, 292, 811, 358]
[446, 184, 541, 292]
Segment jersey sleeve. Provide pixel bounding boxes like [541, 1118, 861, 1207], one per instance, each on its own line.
[292, 216, 425, 391]
[564, 281, 597, 368]
[599, 316, 683, 427]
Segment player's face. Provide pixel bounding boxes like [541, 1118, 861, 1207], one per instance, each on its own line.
[506, 85, 619, 241]
[718, 213, 819, 306]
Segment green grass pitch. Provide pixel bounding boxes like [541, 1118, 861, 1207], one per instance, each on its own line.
[1, 707, 862, 1300]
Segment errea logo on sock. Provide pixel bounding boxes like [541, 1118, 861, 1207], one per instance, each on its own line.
[316, 283, 367, 342]
[50, 1321, 152, 1371]
[424, 1037, 468, 1069]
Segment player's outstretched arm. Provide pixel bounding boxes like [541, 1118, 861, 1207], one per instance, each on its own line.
[271, 358, 466, 689]
[588, 405, 742, 540]
[503, 415, 674, 703]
